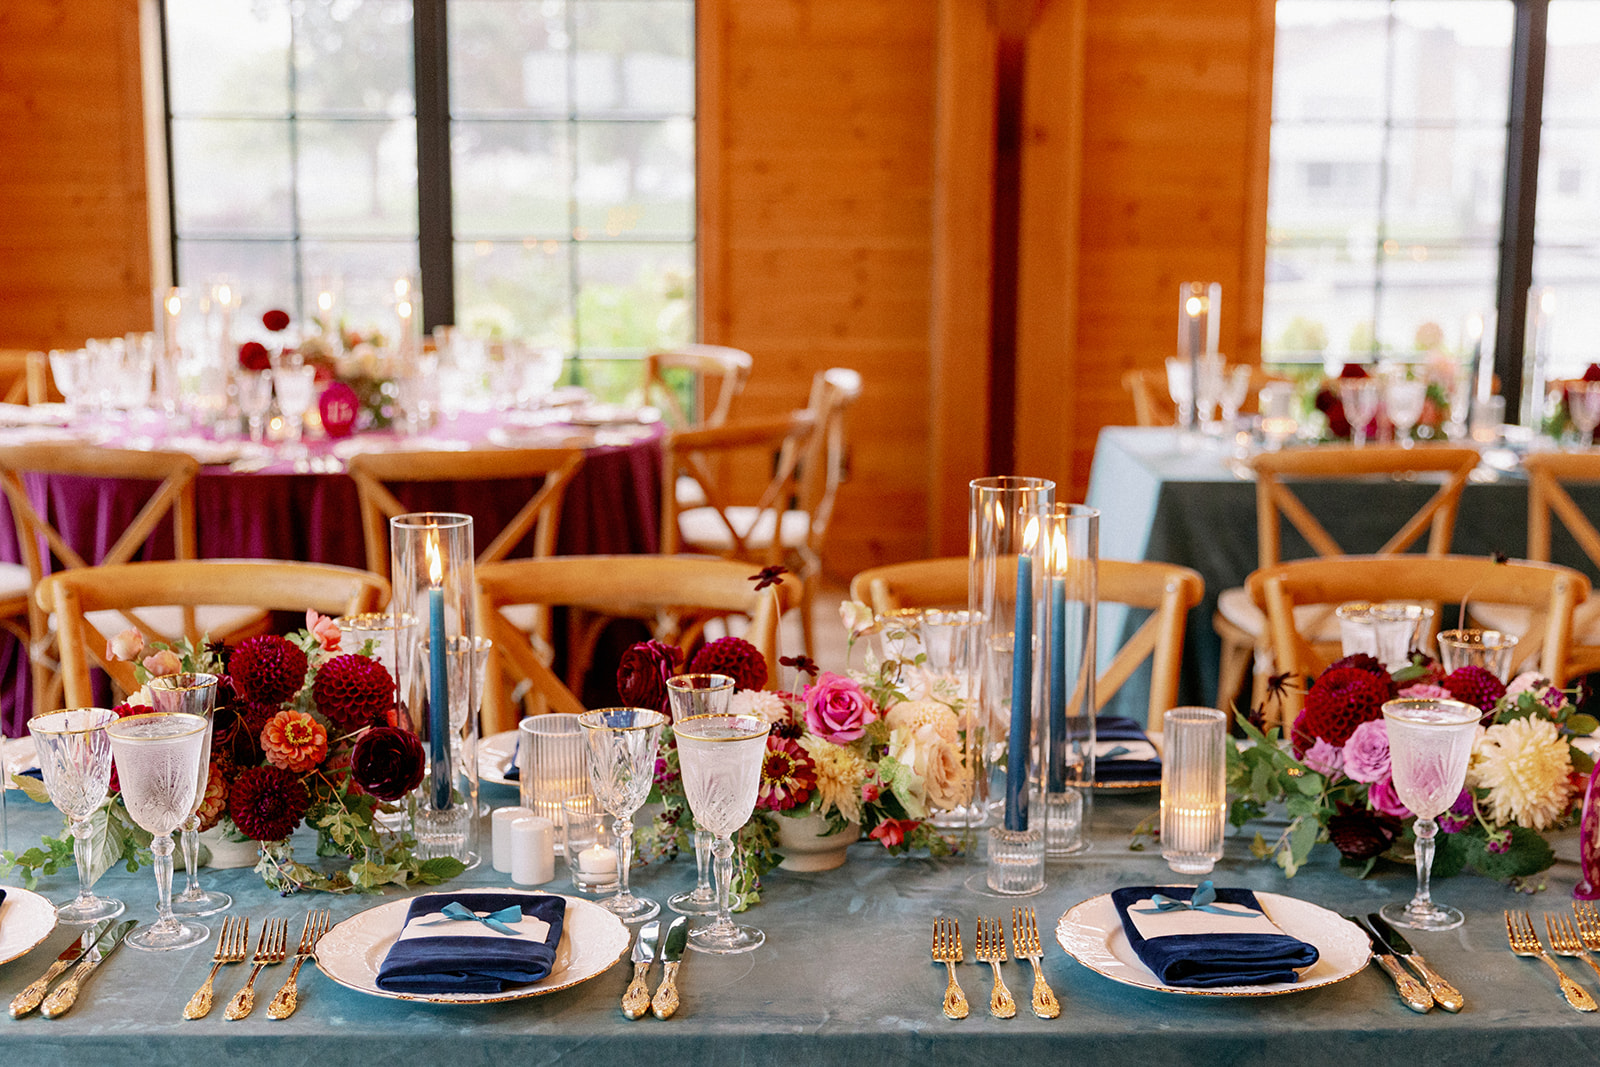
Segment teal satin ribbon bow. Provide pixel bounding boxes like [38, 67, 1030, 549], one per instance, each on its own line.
[1131, 881, 1258, 916]
[418, 901, 526, 936]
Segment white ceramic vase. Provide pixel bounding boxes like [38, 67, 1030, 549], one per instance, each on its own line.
[197, 824, 263, 869]
[774, 810, 860, 872]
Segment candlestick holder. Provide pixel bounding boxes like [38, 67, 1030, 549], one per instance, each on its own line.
[390, 512, 476, 864]
[1044, 503, 1097, 857]
[1160, 707, 1228, 875]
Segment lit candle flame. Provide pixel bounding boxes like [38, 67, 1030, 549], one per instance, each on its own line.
[394, 278, 412, 299]
[1540, 290, 1556, 315]
[215, 284, 232, 307]
[426, 531, 443, 587]
[1023, 515, 1039, 552]
[1053, 526, 1068, 570]
[397, 299, 413, 321]
[165, 292, 182, 317]
[317, 291, 334, 313]
[1184, 295, 1203, 318]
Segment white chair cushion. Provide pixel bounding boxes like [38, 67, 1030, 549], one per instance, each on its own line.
[1216, 586, 1344, 642]
[1471, 600, 1600, 649]
[677, 506, 812, 553]
[0, 563, 31, 602]
[73, 605, 268, 644]
[674, 475, 708, 510]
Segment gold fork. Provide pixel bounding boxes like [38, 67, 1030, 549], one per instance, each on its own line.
[1505, 910, 1597, 1012]
[1011, 906, 1060, 1019]
[1546, 913, 1600, 981]
[267, 910, 331, 1021]
[183, 916, 251, 1020]
[225, 918, 290, 1021]
[1572, 900, 1600, 959]
[930, 918, 968, 1020]
[974, 917, 1016, 1019]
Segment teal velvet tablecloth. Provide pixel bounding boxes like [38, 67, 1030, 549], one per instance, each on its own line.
[1085, 427, 1600, 721]
[3, 781, 1598, 1065]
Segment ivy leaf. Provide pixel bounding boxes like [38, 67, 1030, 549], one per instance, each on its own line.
[1465, 825, 1555, 881]
[1573, 745, 1596, 776]
[1567, 714, 1598, 737]
[11, 773, 50, 805]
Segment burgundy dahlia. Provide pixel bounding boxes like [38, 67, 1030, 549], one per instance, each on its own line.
[228, 765, 310, 841]
[1442, 664, 1506, 716]
[230, 635, 308, 705]
[350, 726, 425, 802]
[238, 341, 271, 371]
[313, 653, 395, 730]
[616, 640, 681, 714]
[1327, 653, 1390, 682]
[689, 636, 767, 693]
[1326, 804, 1400, 861]
[262, 308, 291, 332]
[1292, 666, 1393, 753]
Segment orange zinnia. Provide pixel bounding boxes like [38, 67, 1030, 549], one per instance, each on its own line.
[261, 709, 328, 774]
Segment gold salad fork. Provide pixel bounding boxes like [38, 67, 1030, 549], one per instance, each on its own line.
[1546, 913, 1600, 981]
[1011, 906, 1060, 1019]
[974, 917, 1017, 1019]
[267, 910, 331, 1021]
[225, 918, 290, 1021]
[184, 916, 251, 1020]
[931, 918, 968, 1020]
[1505, 910, 1597, 1012]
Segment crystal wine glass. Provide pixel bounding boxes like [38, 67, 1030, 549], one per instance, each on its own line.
[272, 365, 317, 453]
[1339, 379, 1381, 447]
[147, 673, 230, 918]
[578, 708, 667, 922]
[105, 712, 209, 951]
[1164, 358, 1194, 429]
[1386, 379, 1427, 447]
[673, 713, 772, 954]
[1569, 382, 1600, 448]
[665, 675, 734, 917]
[236, 370, 273, 444]
[27, 708, 125, 924]
[1379, 698, 1481, 931]
[1218, 364, 1252, 429]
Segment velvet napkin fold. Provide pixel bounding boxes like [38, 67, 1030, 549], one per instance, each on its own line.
[1110, 885, 1320, 988]
[376, 892, 566, 994]
[1093, 716, 1162, 784]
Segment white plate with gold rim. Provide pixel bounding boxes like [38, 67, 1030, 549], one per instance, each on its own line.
[1055, 890, 1370, 997]
[477, 730, 519, 788]
[314, 891, 629, 1004]
[0, 887, 60, 967]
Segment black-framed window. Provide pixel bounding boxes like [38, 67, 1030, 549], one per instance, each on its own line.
[162, 0, 695, 372]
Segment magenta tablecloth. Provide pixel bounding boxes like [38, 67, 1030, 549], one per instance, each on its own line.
[0, 422, 661, 734]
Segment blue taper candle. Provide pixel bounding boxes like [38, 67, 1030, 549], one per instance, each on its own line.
[1006, 549, 1033, 831]
[1047, 572, 1067, 792]
[428, 564, 451, 809]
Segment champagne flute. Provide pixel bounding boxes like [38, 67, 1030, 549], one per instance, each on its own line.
[666, 675, 734, 917]
[148, 673, 230, 918]
[105, 712, 209, 951]
[578, 708, 666, 922]
[28, 709, 125, 923]
[675, 714, 771, 954]
[1379, 698, 1481, 931]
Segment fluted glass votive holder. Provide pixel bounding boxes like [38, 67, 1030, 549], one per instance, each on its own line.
[1436, 628, 1517, 683]
[518, 713, 591, 852]
[1160, 706, 1228, 875]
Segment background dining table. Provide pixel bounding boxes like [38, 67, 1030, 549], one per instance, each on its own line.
[0, 781, 1594, 1064]
[0, 411, 663, 736]
[1085, 426, 1600, 723]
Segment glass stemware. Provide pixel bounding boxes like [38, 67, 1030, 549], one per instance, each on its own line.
[1569, 382, 1600, 448]
[1386, 379, 1427, 446]
[665, 675, 734, 917]
[578, 708, 666, 922]
[236, 370, 273, 443]
[1218, 364, 1251, 429]
[147, 673, 230, 918]
[105, 712, 209, 950]
[1379, 698, 1481, 931]
[28, 709, 125, 924]
[674, 713, 771, 954]
[1164, 358, 1194, 429]
[1339, 379, 1380, 447]
[272, 365, 317, 452]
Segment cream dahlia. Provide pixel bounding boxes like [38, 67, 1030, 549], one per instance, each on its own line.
[1469, 716, 1575, 830]
[728, 688, 791, 725]
[884, 700, 960, 744]
[797, 735, 869, 825]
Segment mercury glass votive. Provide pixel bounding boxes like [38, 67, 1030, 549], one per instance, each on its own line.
[1160, 707, 1228, 875]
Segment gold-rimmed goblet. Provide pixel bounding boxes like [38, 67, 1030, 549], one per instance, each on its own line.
[148, 672, 229, 917]
[665, 674, 734, 917]
[27, 709, 125, 924]
[578, 708, 666, 922]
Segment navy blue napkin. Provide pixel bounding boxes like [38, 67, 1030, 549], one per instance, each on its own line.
[504, 736, 521, 781]
[1094, 716, 1161, 784]
[1110, 885, 1320, 988]
[376, 892, 566, 994]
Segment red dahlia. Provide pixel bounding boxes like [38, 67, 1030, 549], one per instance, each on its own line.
[350, 726, 426, 801]
[238, 341, 271, 371]
[689, 636, 768, 692]
[228, 765, 310, 841]
[1326, 803, 1401, 861]
[1326, 653, 1391, 683]
[230, 635, 308, 705]
[1442, 665, 1506, 715]
[262, 308, 291, 332]
[1292, 666, 1392, 753]
[312, 654, 394, 729]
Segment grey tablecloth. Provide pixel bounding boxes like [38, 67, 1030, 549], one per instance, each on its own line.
[1085, 427, 1600, 721]
[1, 780, 1596, 1065]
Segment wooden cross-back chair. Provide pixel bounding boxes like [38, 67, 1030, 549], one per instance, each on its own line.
[0, 442, 267, 712]
[848, 555, 1205, 724]
[642, 344, 754, 431]
[0, 350, 35, 405]
[475, 555, 798, 734]
[1247, 554, 1588, 725]
[1214, 444, 1481, 714]
[664, 367, 862, 658]
[37, 560, 389, 707]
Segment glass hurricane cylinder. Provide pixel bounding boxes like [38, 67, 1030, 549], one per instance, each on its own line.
[390, 512, 476, 863]
[920, 609, 982, 830]
[1044, 504, 1098, 857]
[423, 634, 490, 863]
[1160, 707, 1228, 875]
[970, 476, 1054, 893]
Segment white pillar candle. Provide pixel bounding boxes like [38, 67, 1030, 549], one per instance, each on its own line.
[491, 805, 534, 873]
[511, 815, 556, 886]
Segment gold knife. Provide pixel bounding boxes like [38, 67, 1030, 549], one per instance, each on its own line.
[40, 920, 137, 1019]
[621, 920, 659, 1019]
[1351, 916, 1433, 1013]
[1366, 912, 1464, 1013]
[651, 916, 689, 1020]
[9, 919, 117, 1018]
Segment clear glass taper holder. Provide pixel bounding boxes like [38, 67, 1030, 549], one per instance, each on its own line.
[148, 672, 230, 918]
[1044, 503, 1098, 857]
[28, 709, 125, 924]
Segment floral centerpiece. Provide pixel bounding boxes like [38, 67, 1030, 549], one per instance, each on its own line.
[624, 580, 968, 909]
[1229, 651, 1595, 887]
[239, 308, 400, 433]
[1310, 361, 1451, 442]
[3, 614, 465, 895]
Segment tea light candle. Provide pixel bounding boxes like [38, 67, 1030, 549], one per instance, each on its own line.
[491, 805, 534, 873]
[577, 843, 619, 878]
[511, 815, 556, 886]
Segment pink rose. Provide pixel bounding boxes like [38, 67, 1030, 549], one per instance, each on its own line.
[1342, 720, 1391, 784]
[803, 672, 878, 743]
[1369, 776, 1412, 819]
[1397, 683, 1452, 700]
[1302, 738, 1344, 778]
[305, 610, 342, 652]
[106, 628, 144, 663]
[141, 649, 182, 678]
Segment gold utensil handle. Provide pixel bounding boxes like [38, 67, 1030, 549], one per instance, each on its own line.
[621, 961, 652, 1020]
[40, 958, 101, 1019]
[10, 958, 72, 1018]
[1026, 957, 1059, 1019]
[1538, 954, 1598, 1012]
[651, 961, 682, 1020]
[1406, 953, 1464, 1013]
[224, 963, 267, 1021]
[941, 961, 968, 1020]
[184, 960, 228, 1021]
[1375, 955, 1434, 1013]
[986, 961, 1016, 1019]
[266, 958, 309, 1021]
